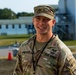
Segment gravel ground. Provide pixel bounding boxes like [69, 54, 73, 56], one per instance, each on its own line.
[0, 54, 76, 75]
[0, 59, 16, 75]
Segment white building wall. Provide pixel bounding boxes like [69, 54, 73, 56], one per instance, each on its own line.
[0, 17, 33, 35]
[58, 0, 76, 39]
[66, 0, 75, 39]
[58, 0, 66, 13]
[0, 24, 28, 35]
[67, 0, 75, 20]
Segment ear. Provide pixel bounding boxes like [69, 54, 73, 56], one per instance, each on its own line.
[52, 19, 56, 26]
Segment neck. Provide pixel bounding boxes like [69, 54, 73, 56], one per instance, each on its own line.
[36, 33, 53, 42]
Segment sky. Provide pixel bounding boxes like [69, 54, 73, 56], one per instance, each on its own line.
[0, 0, 59, 13]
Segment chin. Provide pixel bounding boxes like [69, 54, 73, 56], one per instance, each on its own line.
[39, 32, 47, 35]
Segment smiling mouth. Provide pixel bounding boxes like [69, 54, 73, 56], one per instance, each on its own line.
[38, 27, 46, 30]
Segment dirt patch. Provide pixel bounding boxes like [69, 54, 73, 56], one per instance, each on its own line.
[0, 54, 76, 75]
[0, 59, 16, 75]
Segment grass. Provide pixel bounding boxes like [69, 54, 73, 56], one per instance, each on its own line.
[0, 39, 27, 46]
[0, 34, 30, 39]
[63, 40, 76, 46]
[0, 34, 32, 46]
[0, 34, 76, 52]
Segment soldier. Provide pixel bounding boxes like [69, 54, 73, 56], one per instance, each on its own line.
[13, 5, 76, 75]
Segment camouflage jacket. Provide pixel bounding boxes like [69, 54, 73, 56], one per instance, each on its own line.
[13, 35, 76, 75]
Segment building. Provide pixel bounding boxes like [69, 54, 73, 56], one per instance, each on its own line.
[54, 0, 76, 40]
[0, 17, 35, 35]
[0, 0, 76, 40]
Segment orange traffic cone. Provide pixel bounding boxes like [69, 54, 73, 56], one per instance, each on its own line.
[8, 50, 12, 60]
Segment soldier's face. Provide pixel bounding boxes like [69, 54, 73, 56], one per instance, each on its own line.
[33, 16, 55, 35]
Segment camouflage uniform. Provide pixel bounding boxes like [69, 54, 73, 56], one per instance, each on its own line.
[13, 35, 76, 75]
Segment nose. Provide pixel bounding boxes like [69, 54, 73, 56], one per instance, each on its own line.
[39, 19, 44, 25]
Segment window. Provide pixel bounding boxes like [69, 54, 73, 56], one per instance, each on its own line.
[25, 24, 27, 28]
[19, 24, 21, 28]
[0, 25, 1, 29]
[12, 24, 15, 29]
[6, 24, 8, 29]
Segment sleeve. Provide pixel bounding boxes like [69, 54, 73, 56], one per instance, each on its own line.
[13, 49, 23, 75]
[59, 51, 76, 75]
[62, 54, 76, 75]
[55, 38, 76, 75]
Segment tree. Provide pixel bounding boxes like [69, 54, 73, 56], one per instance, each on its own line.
[0, 8, 34, 19]
[16, 12, 34, 18]
[0, 8, 16, 19]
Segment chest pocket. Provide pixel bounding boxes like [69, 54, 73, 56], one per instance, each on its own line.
[44, 48, 60, 73]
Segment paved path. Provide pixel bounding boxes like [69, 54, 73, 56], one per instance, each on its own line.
[68, 46, 76, 49]
[0, 47, 13, 58]
[0, 46, 19, 59]
[0, 46, 76, 59]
